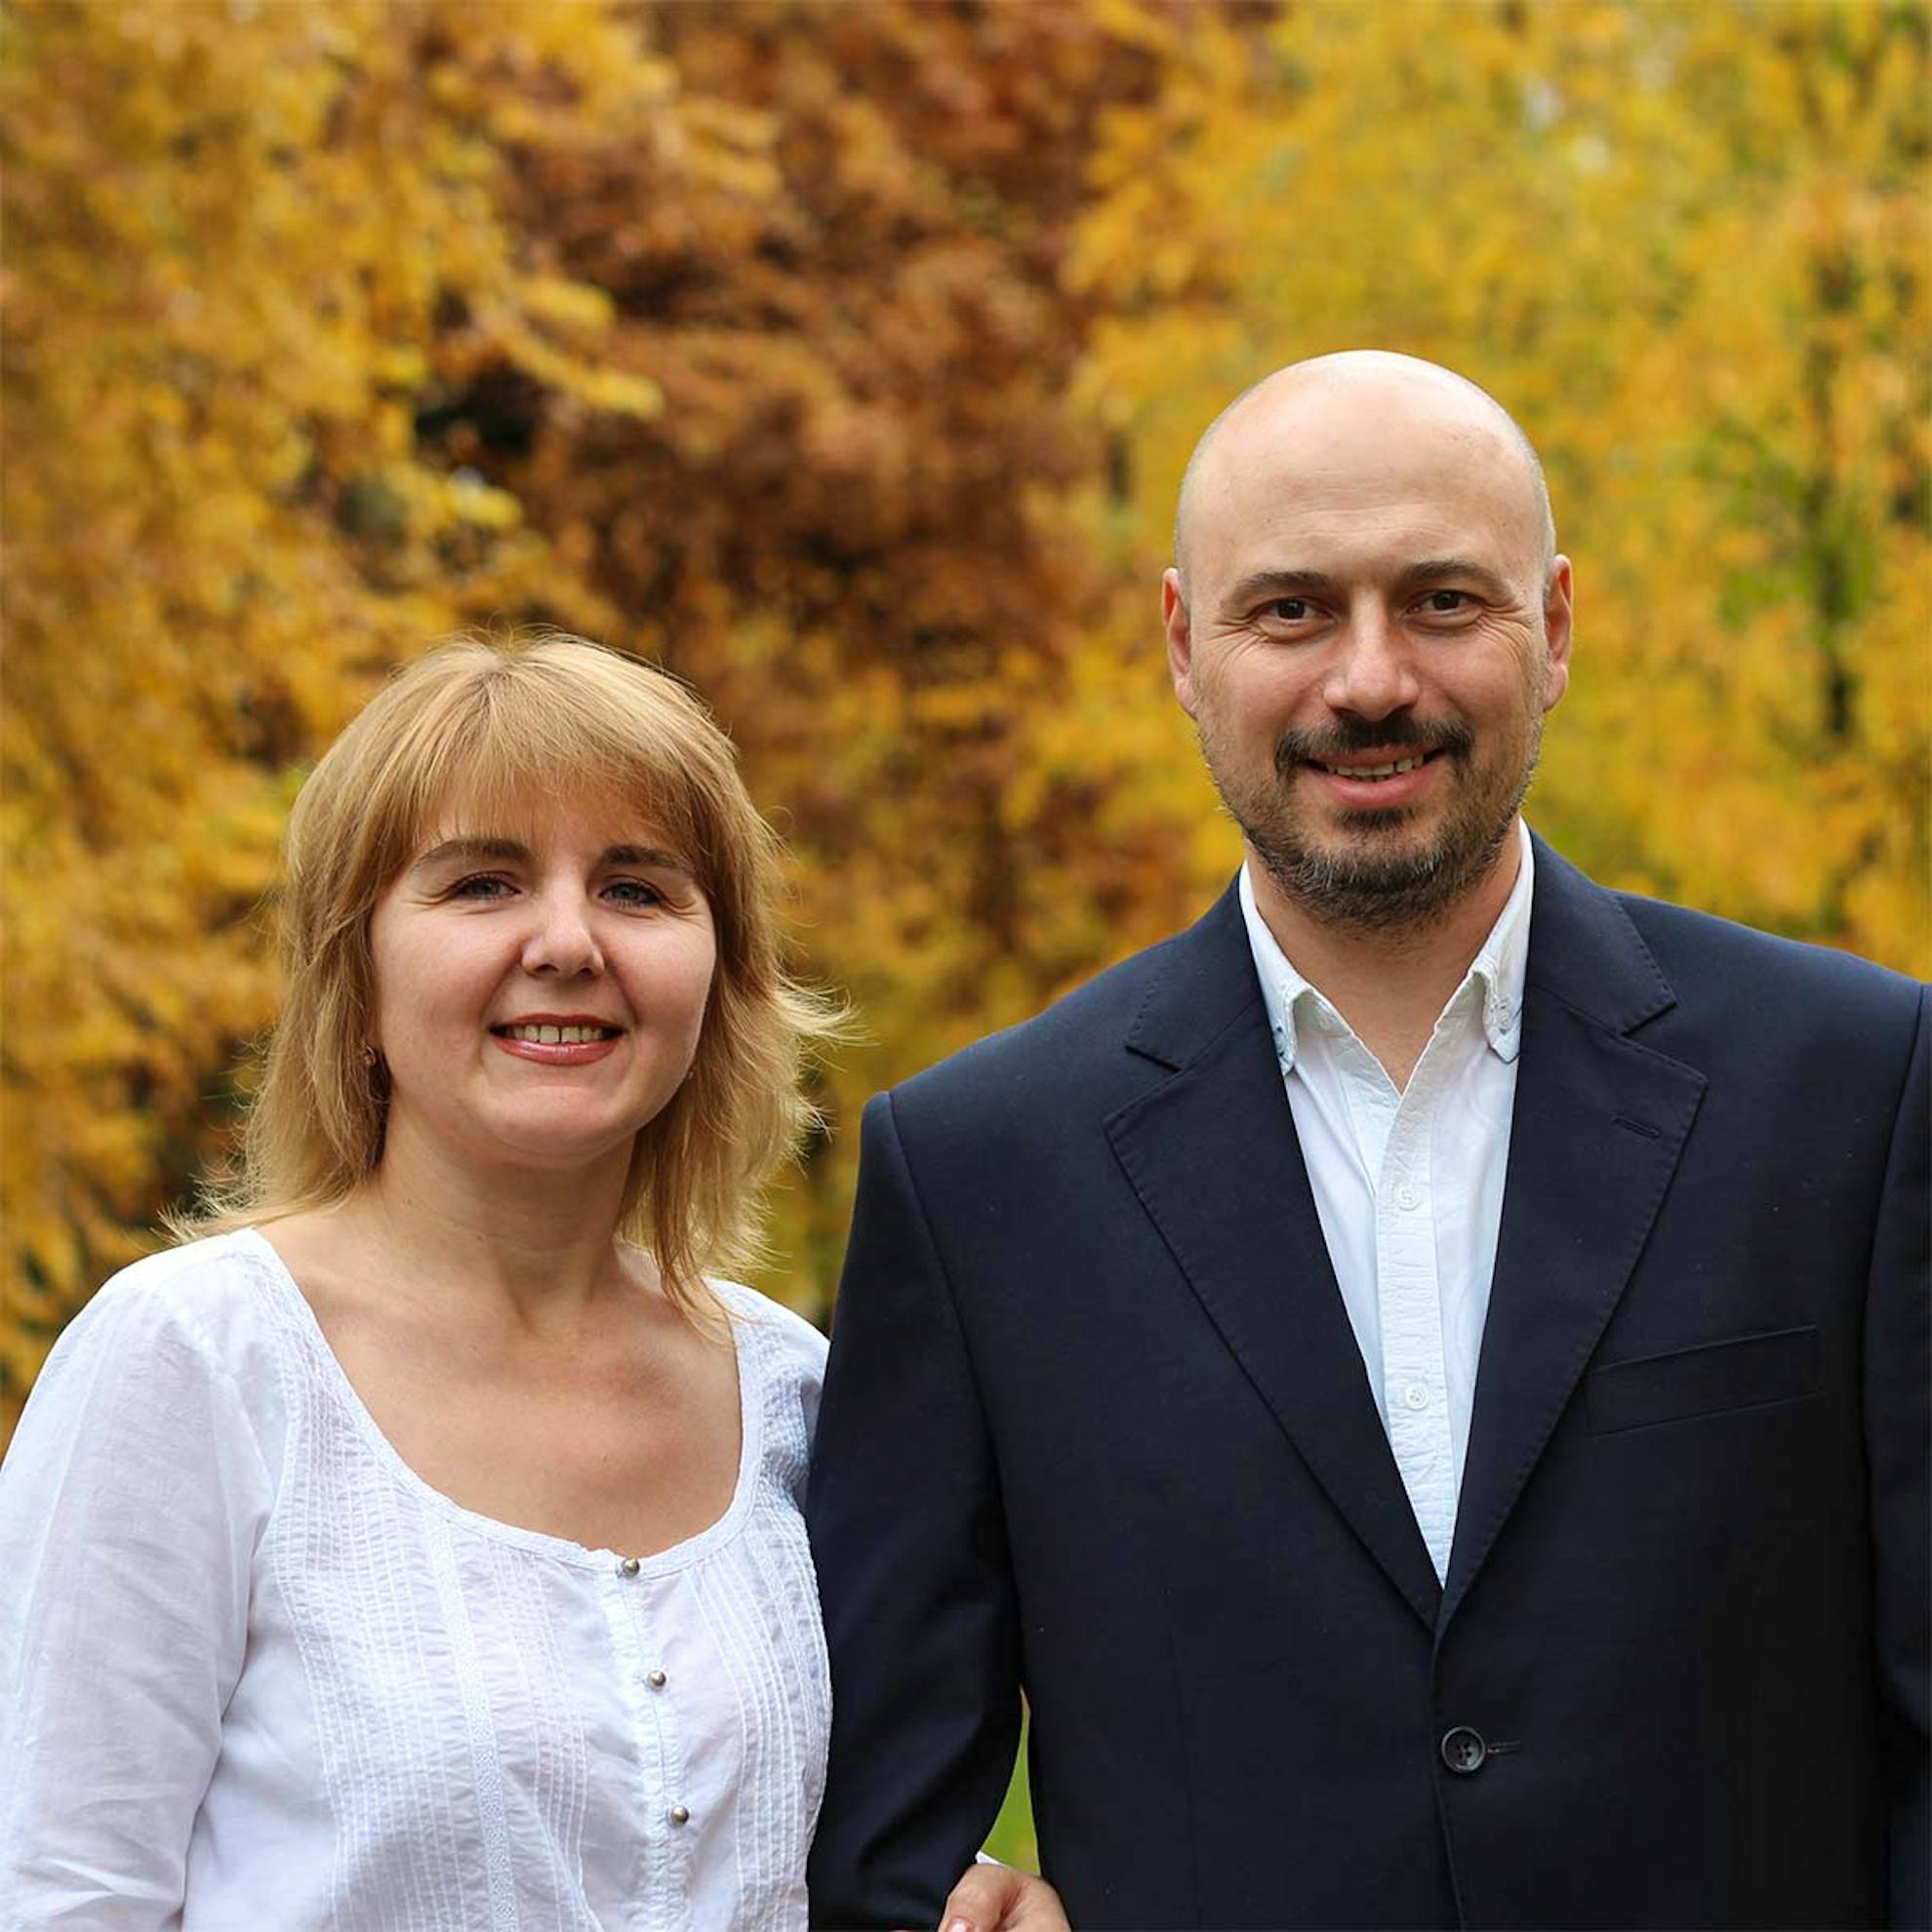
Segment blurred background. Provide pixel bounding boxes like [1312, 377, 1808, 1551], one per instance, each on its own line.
[3, 0, 1928, 1853]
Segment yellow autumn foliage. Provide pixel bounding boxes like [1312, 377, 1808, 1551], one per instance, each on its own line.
[0, 0, 750, 1405]
[4, 0, 1925, 1438]
[1070, 0, 1931, 970]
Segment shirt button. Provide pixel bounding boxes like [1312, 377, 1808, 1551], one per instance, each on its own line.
[1402, 1382, 1430, 1412]
[1393, 1183, 1422, 1211]
[646, 1670, 667, 1689]
[617, 1556, 640, 1579]
[668, 1804, 690, 1826]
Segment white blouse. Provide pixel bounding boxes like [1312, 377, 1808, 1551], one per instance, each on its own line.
[0, 1229, 831, 1931]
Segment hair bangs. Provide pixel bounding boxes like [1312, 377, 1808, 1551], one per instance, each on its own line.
[369, 654, 715, 898]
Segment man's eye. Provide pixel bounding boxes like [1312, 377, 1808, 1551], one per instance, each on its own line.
[1422, 589, 1473, 613]
[1268, 598, 1313, 622]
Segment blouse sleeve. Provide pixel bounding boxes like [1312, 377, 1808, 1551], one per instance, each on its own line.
[0, 1265, 272, 1927]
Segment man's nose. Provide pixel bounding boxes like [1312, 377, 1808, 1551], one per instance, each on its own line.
[521, 888, 605, 977]
[1321, 605, 1423, 721]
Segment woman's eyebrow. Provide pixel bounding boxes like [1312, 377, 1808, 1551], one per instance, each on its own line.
[412, 836, 527, 870]
[410, 837, 693, 874]
[602, 844, 693, 875]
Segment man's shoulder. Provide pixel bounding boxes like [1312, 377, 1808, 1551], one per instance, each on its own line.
[1609, 883, 1922, 1019]
[1531, 835, 1922, 1026]
[1525, 842, 1924, 1103]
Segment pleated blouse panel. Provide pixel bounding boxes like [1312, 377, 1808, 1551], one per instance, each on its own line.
[1, 1228, 829, 1932]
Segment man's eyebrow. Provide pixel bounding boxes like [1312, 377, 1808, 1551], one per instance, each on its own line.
[1220, 560, 1517, 606]
[1222, 568, 1340, 607]
[1394, 557, 1514, 598]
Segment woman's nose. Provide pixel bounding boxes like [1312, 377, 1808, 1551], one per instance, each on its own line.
[520, 890, 605, 977]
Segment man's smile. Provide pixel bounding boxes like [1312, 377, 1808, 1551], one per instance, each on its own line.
[1308, 748, 1444, 781]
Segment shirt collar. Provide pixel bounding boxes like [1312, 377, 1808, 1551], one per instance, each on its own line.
[1239, 819, 1535, 1071]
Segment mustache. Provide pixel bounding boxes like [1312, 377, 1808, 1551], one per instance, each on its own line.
[1273, 715, 1474, 773]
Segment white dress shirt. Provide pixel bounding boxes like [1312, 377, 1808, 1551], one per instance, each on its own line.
[0, 1228, 830, 1931]
[1238, 822, 1534, 1581]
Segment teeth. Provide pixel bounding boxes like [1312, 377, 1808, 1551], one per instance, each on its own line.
[503, 1024, 613, 1044]
[1322, 755, 1426, 780]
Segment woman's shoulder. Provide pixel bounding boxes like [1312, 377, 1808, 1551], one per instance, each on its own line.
[9, 1230, 299, 1509]
[44, 1228, 302, 1399]
[707, 1279, 826, 1486]
[91, 1226, 286, 1318]
[708, 1278, 828, 1383]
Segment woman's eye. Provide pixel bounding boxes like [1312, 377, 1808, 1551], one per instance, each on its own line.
[604, 879, 664, 909]
[449, 873, 513, 900]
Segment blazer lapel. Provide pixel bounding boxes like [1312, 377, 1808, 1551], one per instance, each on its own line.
[1106, 887, 1442, 1630]
[1442, 842, 1707, 1630]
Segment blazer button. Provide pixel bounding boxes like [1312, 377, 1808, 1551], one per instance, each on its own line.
[1440, 1726, 1488, 1774]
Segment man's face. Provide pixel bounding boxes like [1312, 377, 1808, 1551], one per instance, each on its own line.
[1164, 379, 1571, 930]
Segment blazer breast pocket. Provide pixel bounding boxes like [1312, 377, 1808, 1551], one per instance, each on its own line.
[1585, 1325, 1821, 1434]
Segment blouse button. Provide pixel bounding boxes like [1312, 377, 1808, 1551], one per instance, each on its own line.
[617, 1555, 641, 1579]
[646, 1669, 667, 1689]
[668, 1804, 690, 1826]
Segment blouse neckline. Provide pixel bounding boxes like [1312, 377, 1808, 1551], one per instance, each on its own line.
[233, 1225, 765, 1577]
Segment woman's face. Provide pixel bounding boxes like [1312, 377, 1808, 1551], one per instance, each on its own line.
[365, 790, 717, 1184]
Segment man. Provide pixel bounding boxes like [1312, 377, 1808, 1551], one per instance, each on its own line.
[806, 353, 1928, 1930]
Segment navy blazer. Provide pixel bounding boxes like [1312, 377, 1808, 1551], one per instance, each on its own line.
[806, 840, 1929, 1930]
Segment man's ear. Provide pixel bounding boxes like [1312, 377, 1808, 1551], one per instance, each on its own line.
[1541, 555, 1574, 713]
[1162, 569, 1198, 718]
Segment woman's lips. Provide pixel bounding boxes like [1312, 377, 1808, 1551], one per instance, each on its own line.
[492, 1033, 622, 1066]
[489, 1020, 624, 1066]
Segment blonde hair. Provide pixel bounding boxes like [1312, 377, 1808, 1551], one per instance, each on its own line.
[182, 632, 840, 1318]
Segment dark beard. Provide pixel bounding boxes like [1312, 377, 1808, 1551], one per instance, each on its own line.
[1216, 713, 1537, 933]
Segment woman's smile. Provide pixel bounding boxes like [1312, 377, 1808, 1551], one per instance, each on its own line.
[491, 1012, 627, 1065]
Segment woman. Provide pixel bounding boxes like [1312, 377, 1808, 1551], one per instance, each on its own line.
[0, 635, 1063, 1930]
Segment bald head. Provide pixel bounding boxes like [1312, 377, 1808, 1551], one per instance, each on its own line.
[1172, 352, 1556, 595]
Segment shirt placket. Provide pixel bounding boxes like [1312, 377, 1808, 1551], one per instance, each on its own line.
[606, 1558, 689, 1930]
[1376, 1049, 1456, 1583]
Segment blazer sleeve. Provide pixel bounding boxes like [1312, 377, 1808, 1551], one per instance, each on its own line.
[805, 1090, 1023, 1930]
[1867, 985, 1931, 1929]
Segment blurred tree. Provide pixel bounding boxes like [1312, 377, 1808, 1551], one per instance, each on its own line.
[1, 0, 735, 1404]
[1070, 0, 1930, 974]
[0, 0, 1183, 1412]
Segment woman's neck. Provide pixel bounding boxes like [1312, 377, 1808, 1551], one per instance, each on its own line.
[323, 1124, 648, 1337]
